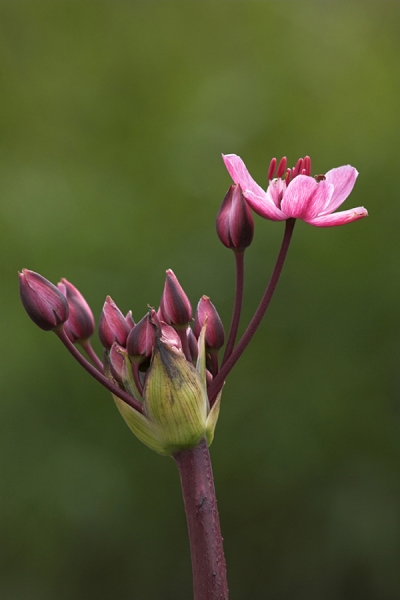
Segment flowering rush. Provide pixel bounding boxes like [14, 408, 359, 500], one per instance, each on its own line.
[19, 149, 368, 600]
[222, 154, 368, 227]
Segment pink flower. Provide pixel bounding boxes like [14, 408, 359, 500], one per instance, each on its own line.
[222, 154, 368, 227]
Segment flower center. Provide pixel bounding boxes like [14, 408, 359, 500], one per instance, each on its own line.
[268, 155, 312, 184]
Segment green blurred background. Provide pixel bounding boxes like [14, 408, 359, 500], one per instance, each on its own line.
[1, 1, 399, 598]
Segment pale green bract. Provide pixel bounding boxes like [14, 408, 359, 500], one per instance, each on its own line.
[113, 324, 221, 456]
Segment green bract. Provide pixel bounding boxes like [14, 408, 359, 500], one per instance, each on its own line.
[113, 325, 221, 456]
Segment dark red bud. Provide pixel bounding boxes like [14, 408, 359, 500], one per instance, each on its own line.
[98, 296, 130, 350]
[187, 327, 199, 363]
[216, 185, 254, 251]
[19, 269, 69, 331]
[57, 278, 94, 342]
[160, 269, 192, 326]
[109, 342, 127, 384]
[193, 296, 225, 352]
[160, 321, 182, 351]
[126, 313, 155, 360]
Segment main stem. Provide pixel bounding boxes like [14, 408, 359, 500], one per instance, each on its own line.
[173, 438, 228, 600]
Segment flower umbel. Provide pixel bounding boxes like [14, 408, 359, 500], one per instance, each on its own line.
[19, 147, 369, 600]
[223, 153, 368, 227]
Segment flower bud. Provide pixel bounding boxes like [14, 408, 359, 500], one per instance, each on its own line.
[126, 313, 155, 361]
[109, 342, 126, 384]
[194, 296, 225, 352]
[160, 322, 182, 351]
[98, 296, 130, 350]
[160, 269, 192, 327]
[19, 269, 69, 331]
[57, 278, 95, 342]
[125, 310, 135, 330]
[216, 184, 254, 250]
[187, 327, 198, 363]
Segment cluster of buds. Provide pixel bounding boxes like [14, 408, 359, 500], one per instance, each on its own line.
[19, 268, 226, 456]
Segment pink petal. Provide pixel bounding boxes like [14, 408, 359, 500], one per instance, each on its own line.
[306, 206, 368, 227]
[280, 175, 333, 220]
[222, 154, 267, 198]
[321, 165, 358, 215]
[267, 179, 286, 208]
[223, 154, 286, 221]
[243, 189, 287, 221]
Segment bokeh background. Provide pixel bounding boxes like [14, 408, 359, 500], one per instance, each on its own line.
[1, 1, 399, 599]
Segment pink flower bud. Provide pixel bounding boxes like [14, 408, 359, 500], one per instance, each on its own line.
[98, 296, 130, 350]
[206, 369, 213, 387]
[125, 310, 135, 330]
[216, 184, 254, 251]
[160, 269, 192, 326]
[109, 342, 126, 384]
[187, 327, 198, 363]
[126, 313, 155, 360]
[160, 322, 182, 351]
[19, 269, 69, 331]
[193, 296, 225, 352]
[57, 278, 94, 342]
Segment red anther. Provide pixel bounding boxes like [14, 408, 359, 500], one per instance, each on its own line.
[301, 169, 307, 175]
[267, 157, 277, 181]
[284, 169, 291, 183]
[293, 158, 304, 177]
[303, 156, 311, 176]
[276, 156, 287, 178]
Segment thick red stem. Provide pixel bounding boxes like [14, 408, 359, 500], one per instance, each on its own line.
[173, 438, 228, 600]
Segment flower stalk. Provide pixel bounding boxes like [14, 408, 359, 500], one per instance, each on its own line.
[208, 218, 296, 405]
[173, 437, 228, 600]
[56, 327, 143, 412]
[221, 250, 245, 366]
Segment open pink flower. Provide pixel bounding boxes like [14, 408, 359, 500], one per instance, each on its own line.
[222, 154, 368, 227]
